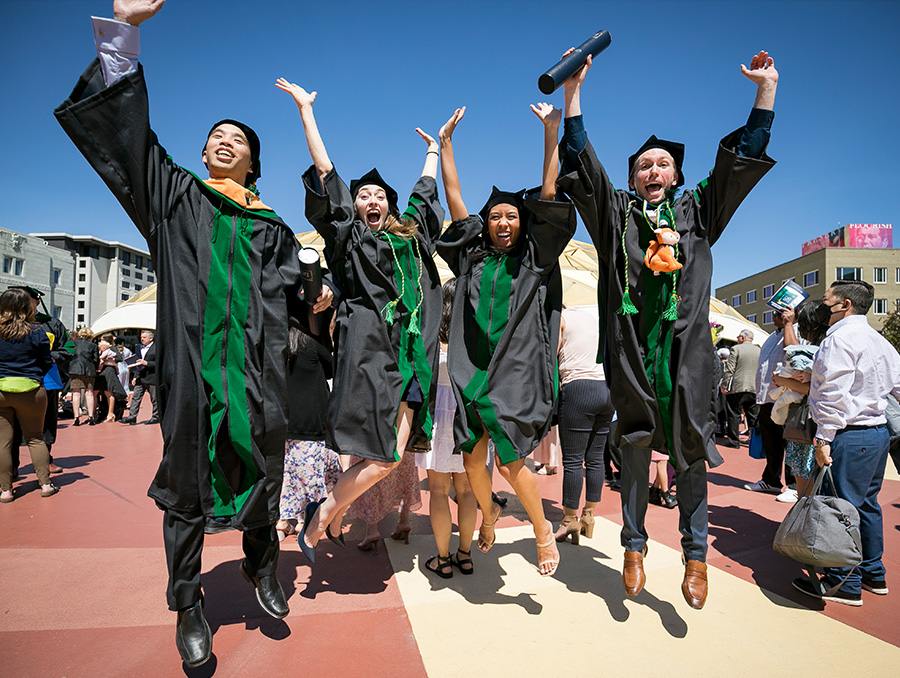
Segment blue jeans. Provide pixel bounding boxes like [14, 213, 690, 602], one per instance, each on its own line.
[620, 444, 708, 561]
[823, 426, 890, 595]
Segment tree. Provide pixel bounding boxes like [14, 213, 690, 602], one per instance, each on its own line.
[880, 306, 900, 353]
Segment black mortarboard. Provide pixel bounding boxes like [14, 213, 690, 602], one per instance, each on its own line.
[7, 285, 43, 300]
[627, 135, 685, 188]
[205, 119, 261, 187]
[350, 169, 400, 216]
[477, 187, 526, 225]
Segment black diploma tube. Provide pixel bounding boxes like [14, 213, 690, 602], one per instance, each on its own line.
[538, 30, 612, 94]
[298, 247, 323, 336]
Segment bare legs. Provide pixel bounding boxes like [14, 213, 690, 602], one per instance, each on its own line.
[73, 387, 94, 424]
[302, 404, 414, 550]
[427, 469, 477, 558]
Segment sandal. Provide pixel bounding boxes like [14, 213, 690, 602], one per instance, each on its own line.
[450, 549, 474, 575]
[424, 554, 453, 579]
[536, 521, 560, 577]
[275, 521, 296, 542]
[477, 504, 502, 553]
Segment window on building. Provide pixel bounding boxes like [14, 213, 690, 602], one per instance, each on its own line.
[121, 293, 129, 301]
[896, 268, 900, 284]
[78, 273, 86, 282]
[746, 290, 757, 303]
[147, 261, 154, 273]
[78, 287, 85, 295]
[53, 269, 61, 285]
[135, 284, 142, 291]
[135, 272, 143, 281]
[747, 314, 757, 323]
[3, 256, 24, 276]
[77, 314, 85, 323]
[874, 299, 887, 315]
[763, 311, 773, 325]
[79, 259, 86, 268]
[803, 270, 819, 287]
[122, 269, 130, 277]
[77, 301, 84, 309]
[836, 267, 863, 281]
[52, 306, 61, 319]
[732, 294, 741, 307]
[874, 267, 887, 283]
[147, 276, 154, 283]
[763, 284, 774, 298]
[89, 246, 99, 258]
[122, 281, 130, 289]
[135, 255, 144, 268]
[121, 252, 131, 266]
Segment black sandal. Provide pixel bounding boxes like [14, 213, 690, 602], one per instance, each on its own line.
[424, 554, 453, 579]
[450, 549, 474, 575]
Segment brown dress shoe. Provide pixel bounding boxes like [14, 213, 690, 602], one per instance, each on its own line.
[682, 560, 708, 609]
[623, 546, 647, 597]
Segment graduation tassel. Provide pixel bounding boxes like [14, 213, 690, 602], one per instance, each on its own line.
[380, 299, 399, 325]
[617, 201, 639, 315]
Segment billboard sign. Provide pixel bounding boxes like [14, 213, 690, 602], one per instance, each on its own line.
[801, 227, 845, 256]
[845, 223, 892, 249]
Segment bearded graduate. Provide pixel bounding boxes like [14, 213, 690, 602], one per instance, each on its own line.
[557, 49, 778, 609]
[436, 104, 576, 577]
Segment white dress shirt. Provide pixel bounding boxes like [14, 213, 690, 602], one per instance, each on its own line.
[92, 17, 139, 87]
[810, 314, 900, 442]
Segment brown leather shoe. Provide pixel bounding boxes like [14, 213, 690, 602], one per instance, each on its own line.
[682, 560, 708, 609]
[623, 545, 648, 597]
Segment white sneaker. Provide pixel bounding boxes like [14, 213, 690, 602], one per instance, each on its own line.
[776, 488, 799, 503]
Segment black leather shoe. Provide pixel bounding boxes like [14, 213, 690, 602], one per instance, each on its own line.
[144, 418, 160, 425]
[175, 599, 212, 668]
[240, 560, 289, 619]
[119, 416, 136, 424]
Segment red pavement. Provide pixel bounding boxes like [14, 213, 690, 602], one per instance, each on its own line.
[1, 405, 898, 676]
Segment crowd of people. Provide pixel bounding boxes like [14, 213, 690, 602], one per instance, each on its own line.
[11, 0, 887, 669]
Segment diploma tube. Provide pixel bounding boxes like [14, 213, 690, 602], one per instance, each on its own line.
[538, 30, 612, 95]
[298, 247, 323, 336]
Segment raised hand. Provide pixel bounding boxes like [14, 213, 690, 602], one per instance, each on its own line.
[561, 48, 593, 93]
[276, 78, 317, 112]
[740, 50, 778, 86]
[113, 0, 165, 26]
[439, 107, 466, 144]
[530, 102, 561, 129]
[415, 127, 438, 151]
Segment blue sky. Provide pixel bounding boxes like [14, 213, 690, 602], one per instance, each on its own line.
[4, 0, 899, 291]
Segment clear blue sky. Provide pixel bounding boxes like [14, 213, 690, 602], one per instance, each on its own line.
[4, 0, 899, 291]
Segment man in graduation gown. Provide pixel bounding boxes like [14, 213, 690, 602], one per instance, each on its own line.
[557, 50, 778, 609]
[55, 1, 332, 667]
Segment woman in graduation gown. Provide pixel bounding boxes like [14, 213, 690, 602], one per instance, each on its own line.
[277, 79, 444, 560]
[436, 105, 576, 576]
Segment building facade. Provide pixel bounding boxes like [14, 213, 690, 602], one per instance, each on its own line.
[30, 233, 155, 328]
[1, 227, 76, 326]
[717, 247, 900, 332]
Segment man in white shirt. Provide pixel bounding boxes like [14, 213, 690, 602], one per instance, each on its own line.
[793, 280, 900, 606]
[745, 308, 798, 498]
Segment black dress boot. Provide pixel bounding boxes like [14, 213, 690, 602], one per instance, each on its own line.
[240, 560, 289, 619]
[175, 598, 212, 667]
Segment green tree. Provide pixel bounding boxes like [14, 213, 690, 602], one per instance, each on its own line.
[880, 306, 900, 353]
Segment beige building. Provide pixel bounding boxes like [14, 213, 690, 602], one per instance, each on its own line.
[716, 247, 900, 332]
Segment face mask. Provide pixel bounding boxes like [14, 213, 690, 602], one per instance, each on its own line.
[815, 299, 840, 325]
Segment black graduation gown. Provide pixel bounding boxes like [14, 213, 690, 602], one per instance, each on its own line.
[557, 131, 774, 470]
[436, 194, 576, 464]
[56, 61, 317, 529]
[303, 167, 444, 463]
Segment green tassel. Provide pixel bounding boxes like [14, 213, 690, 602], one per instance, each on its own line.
[381, 299, 399, 325]
[618, 290, 638, 315]
[662, 292, 678, 320]
[407, 310, 421, 336]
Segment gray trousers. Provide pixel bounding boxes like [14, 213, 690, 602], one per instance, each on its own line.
[620, 444, 708, 562]
[129, 382, 158, 420]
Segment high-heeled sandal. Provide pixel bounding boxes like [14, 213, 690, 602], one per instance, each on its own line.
[536, 521, 560, 577]
[580, 507, 595, 539]
[275, 521, 295, 542]
[449, 549, 474, 575]
[391, 526, 411, 544]
[326, 524, 345, 547]
[477, 504, 503, 553]
[424, 554, 453, 579]
[556, 513, 580, 544]
[357, 534, 380, 553]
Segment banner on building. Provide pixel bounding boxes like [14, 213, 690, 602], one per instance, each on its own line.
[801, 228, 845, 256]
[801, 224, 891, 255]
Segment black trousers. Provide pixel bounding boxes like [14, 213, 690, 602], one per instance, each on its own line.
[757, 402, 795, 488]
[558, 379, 614, 509]
[725, 392, 759, 444]
[163, 508, 279, 611]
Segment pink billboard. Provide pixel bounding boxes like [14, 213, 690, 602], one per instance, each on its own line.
[845, 223, 892, 249]
[801, 227, 845, 256]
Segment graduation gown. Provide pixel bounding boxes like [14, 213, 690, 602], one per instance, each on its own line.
[557, 130, 774, 470]
[437, 195, 575, 464]
[303, 167, 444, 463]
[56, 61, 317, 529]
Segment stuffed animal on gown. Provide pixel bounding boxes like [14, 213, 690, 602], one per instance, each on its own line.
[644, 226, 682, 275]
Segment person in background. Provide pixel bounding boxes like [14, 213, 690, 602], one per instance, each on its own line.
[120, 330, 158, 425]
[721, 329, 760, 448]
[68, 327, 99, 426]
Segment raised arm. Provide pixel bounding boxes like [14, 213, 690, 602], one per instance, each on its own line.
[276, 79, 334, 185]
[113, 0, 165, 25]
[530, 102, 561, 201]
[438, 107, 468, 222]
[741, 50, 778, 112]
[414, 128, 439, 180]
[562, 50, 592, 120]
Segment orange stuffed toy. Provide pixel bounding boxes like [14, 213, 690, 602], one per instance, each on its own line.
[644, 227, 682, 275]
